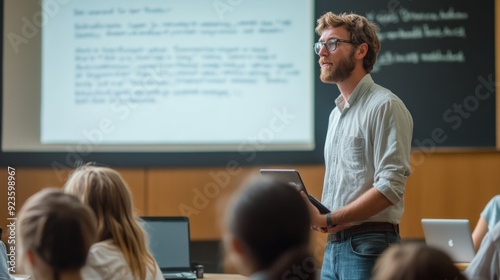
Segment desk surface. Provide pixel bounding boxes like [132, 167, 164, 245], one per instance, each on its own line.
[455, 263, 469, 271]
[13, 275, 31, 280]
[13, 273, 244, 280]
[204, 273, 247, 279]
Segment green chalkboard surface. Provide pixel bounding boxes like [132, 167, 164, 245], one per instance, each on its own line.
[315, 0, 496, 148]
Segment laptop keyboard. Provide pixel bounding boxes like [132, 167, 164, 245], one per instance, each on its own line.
[163, 272, 196, 279]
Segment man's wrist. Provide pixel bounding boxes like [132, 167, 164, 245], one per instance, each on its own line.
[326, 213, 333, 227]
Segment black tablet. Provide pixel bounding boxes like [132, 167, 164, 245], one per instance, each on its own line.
[260, 169, 330, 214]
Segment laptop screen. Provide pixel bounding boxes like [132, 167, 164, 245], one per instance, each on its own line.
[421, 218, 476, 263]
[140, 217, 191, 272]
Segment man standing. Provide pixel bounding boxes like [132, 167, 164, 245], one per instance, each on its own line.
[304, 12, 413, 279]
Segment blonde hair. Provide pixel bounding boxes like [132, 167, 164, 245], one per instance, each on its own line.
[64, 165, 157, 280]
[316, 12, 380, 73]
[372, 243, 466, 280]
[18, 189, 96, 280]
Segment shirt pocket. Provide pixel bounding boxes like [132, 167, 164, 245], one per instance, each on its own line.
[341, 136, 365, 171]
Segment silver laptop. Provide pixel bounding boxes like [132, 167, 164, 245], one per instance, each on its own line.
[140, 217, 197, 280]
[421, 218, 476, 263]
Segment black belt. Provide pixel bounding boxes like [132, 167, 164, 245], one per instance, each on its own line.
[328, 222, 399, 242]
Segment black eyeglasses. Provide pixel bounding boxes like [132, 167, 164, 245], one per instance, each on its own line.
[314, 38, 356, 55]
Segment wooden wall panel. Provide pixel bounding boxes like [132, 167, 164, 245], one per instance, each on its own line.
[497, 0, 500, 149]
[2, 152, 499, 251]
[0, 167, 145, 239]
[146, 165, 325, 240]
[0, 167, 67, 238]
[400, 152, 500, 238]
[146, 166, 249, 240]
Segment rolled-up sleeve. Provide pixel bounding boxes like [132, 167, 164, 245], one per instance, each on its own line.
[371, 99, 413, 205]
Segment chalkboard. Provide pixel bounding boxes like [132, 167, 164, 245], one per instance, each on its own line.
[316, 0, 496, 148]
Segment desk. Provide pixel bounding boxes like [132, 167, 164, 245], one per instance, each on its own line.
[204, 273, 247, 279]
[455, 263, 469, 271]
[12, 275, 31, 280]
[12, 274, 243, 280]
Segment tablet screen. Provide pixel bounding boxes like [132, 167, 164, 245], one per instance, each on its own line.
[259, 169, 308, 195]
[259, 168, 330, 214]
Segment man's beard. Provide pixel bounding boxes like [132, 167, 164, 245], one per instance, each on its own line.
[320, 50, 356, 84]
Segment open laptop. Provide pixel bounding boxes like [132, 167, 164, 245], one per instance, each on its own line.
[421, 218, 476, 263]
[140, 216, 197, 280]
[260, 168, 330, 214]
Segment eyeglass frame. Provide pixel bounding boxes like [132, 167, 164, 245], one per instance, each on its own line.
[314, 38, 357, 55]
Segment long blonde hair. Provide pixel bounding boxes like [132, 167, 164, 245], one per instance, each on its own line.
[18, 189, 96, 280]
[64, 165, 157, 280]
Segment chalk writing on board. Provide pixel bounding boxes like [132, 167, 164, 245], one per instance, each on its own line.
[367, 7, 469, 72]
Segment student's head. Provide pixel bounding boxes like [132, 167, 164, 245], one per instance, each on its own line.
[223, 178, 314, 278]
[63, 165, 135, 241]
[63, 165, 156, 280]
[315, 12, 380, 75]
[372, 243, 466, 280]
[18, 189, 96, 280]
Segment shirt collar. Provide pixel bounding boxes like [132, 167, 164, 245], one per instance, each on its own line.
[334, 74, 373, 112]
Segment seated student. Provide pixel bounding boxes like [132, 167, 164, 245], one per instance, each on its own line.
[472, 195, 500, 251]
[64, 165, 163, 280]
[0, 240, 14, 280]
[465, 222, 500, 280]
[18, 189, 97, 280]
[222, 178, 316, 280]
[372, 243, 466, 280]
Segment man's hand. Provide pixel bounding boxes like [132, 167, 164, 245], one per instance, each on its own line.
[324, 223, 354, 234]
[300, 191, 324, 227]
[301, 191, 354, 234]
[311, 225, 328, 233]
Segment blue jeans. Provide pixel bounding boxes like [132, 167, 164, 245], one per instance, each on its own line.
[321, 232, 400, 280]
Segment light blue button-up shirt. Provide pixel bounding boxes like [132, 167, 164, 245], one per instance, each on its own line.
[465, 222, 500, 280]
[321, 74, 413, 224]
[0, 241, 13, 280]
[481, 195, 500, 230]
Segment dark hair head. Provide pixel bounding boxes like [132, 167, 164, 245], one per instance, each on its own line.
[316, 12, 380, 73]
[225, 178, 311, 271]
[18, 189, 97, 274]
[372, 243, 467, 280]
